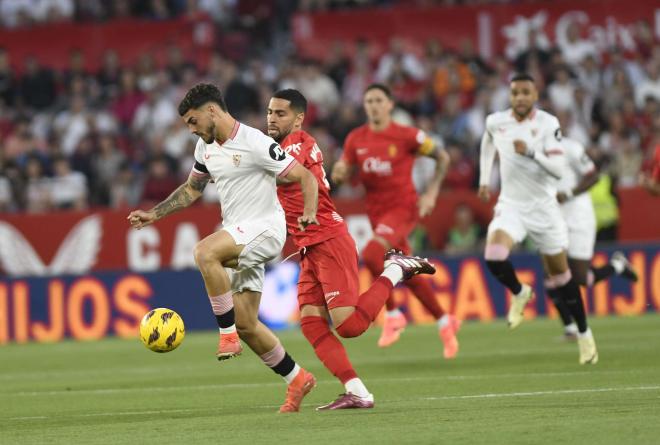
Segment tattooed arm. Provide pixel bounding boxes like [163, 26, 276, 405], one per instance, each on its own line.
[127, 172, 210, 229]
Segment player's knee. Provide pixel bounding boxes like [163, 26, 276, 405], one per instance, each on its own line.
[193, 242, 215, 269]
[235, 315, 258, 338]
[484, 244, 510, 261]
[300, 316, 330, 344]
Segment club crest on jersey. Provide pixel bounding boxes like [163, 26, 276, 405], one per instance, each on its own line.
[388, 144, 397, 157]
[269, 143, 287, 161]
[232, 154, 241, 167]
[531, 128, 538, 137]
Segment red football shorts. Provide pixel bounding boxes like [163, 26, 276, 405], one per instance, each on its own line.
[370, 206, 418, 254]
[297, 233, 360, 310]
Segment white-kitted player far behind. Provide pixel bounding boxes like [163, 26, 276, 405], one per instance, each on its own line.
[551, 136, 638, 339]
[479, 73, 598, 365]
[127, 83, 320, 413]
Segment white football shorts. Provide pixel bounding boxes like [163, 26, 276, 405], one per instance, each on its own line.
[222, 216, 286, 293]
[487, 200, 568, 255]
[560, 199, 596, 261]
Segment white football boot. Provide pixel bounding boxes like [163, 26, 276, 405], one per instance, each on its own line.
[507, 284, 534, 329]
[578, 331, 599, 365]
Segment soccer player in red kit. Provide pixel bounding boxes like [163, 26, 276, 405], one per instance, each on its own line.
[640, 144, 660, 195]
[269, 89, 435, 410]
[331, 83, 461, 358]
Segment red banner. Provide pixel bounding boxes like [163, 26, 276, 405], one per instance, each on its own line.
[0, 188, 658, 276]
[0, 17, 214, 74]
[293, 0, 660, 60]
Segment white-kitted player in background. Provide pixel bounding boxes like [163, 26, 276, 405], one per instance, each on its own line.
[552, 136, 638, 339]
[479, 72, 598, 364]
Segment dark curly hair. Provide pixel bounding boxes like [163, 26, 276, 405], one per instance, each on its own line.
[178, 83, 228, 116]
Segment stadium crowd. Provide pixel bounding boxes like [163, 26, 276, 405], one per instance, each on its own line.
[0, 1, 658, 250]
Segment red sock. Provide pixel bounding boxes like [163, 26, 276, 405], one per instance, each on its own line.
[405, 275, 445, 319]
[300, 316, 357, 384]
[362, 239, 398, 311]
[335, 277, 393, 338]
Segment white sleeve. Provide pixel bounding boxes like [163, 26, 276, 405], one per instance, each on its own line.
[191, 139, 209, 176]
[533, 117, 564, 179]
[255, 132, 299, 177]
[479, 118, 496, 187]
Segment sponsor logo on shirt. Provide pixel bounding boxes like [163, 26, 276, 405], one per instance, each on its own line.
[284, 142, 302, 156]
[356, 147, 369, 155]
[388, 144, 397, 157]
[362, 157, 392, 175]
[325, 290, 340, 303]
[269, 143, 287, 161]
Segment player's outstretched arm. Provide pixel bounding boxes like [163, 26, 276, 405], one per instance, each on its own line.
[418, 146, 450, 217]
[479, 130, 496, 191]
[283, 162, 319, 230]
[127, 172, 209, 229]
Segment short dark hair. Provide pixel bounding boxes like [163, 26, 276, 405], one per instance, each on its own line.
[272, 89, 307, 113]
[178, 83, 227, 116]
[510, 72, 535, 83]
[365, 83, 393, 99]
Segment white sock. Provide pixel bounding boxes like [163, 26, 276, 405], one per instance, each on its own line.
[344, 378, 371, 399]
[283, 364, 301, 384]
[611, 258, 625, 274]
[386, 308, 402, 318]
[564, 323, 578, 334]
[578, 328, 593, 339]
[219, 324, 236, 335]
[382, 264, 404, 286]
[438, 314, 450, 329]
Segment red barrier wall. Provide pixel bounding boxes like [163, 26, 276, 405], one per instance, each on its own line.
[0, 188, 657, 276]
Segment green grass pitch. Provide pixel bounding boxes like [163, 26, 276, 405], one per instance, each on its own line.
[1, 315, 659, 445]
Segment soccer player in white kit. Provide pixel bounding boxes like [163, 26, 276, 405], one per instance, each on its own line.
[128, 84, 320, 412]
[551, 136, 637, 339]
[479, 73, 598, 364]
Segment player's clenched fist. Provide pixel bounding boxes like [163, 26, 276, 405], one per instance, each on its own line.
[127, 209, 157, 230]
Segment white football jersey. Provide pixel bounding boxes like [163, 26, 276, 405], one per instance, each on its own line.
[557, 137, 596, 222]
[480, 108, 564, 208]
[192, 121, 297, 227]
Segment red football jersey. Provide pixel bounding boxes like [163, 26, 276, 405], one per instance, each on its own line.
[277, 130, 348, 248]
[342, 122, 431, 217]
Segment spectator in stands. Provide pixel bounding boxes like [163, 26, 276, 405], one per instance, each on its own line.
[111, 69, 145, 129]
[635, 61, 660, 108]
[50, 155, 87, 210]
[296, 59, 341, 121]
[23, 155, 51, 213]
[3, 116, 48, 161]
[218, 59, 260, 120]
[97, 49, 122, 100]
[141, 156, 178, 204]
[612, 133, 644, 188]
[558, 19, 599, 68]
[445, 204, 483, 255]
[19, 56, 57, 110]
[110, 162, 142, 208]
[92, 134, 125, 205]
[132, 76, 178, 143]
[0, 47, 16, 106]
[376, 37, 426, 84]
[443, 142, 475, 191]
[53, 94, 90, 156]
[548, 65, 576, 113]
